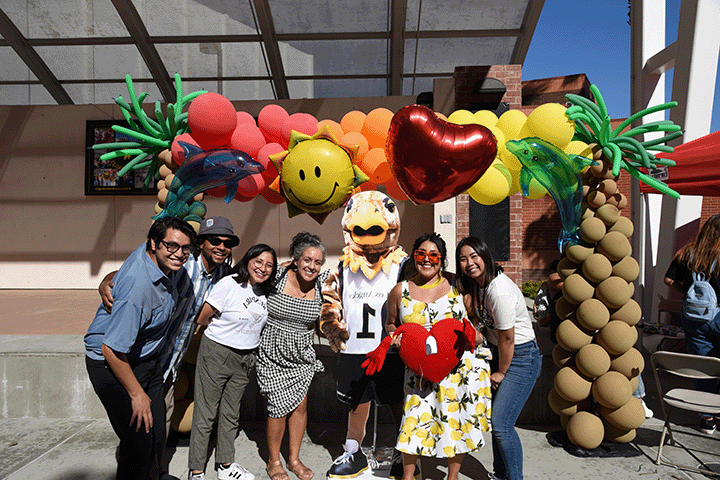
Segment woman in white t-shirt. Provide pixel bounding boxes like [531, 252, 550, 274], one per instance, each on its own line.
[456, 236, 541, 480]
[188, 244, 277, 480]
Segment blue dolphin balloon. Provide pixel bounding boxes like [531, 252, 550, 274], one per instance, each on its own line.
[506, 137, 596, 252]
[153, 142, 264, 222]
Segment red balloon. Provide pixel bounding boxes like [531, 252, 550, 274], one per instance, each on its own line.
[236, 111, 257, 126]
[386, 105, 497, 204]
[187, 93, 237, 148]
[236, 174, 266, 200]
[171, 133, 200, 166]
[257, 142, 283, 182]
[281, 113, 318, 147]
[205, 185, 226, 198]
[229, 123, 266, 160]
[258, 104, 288, 146]
[261, 186, 286, 205]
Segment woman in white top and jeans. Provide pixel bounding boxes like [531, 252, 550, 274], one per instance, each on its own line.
[188, 244, 277, 480]
[456, 236, 541, 480]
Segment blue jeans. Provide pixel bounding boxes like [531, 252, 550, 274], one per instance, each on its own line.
[682, 310, 720, 394]
[491, 340, 542, 480]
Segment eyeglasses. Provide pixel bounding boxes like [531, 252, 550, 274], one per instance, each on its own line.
[251, 258, 275, 271]
[414, 249, 441, 264]
[206, 237, 238, 248]
[160, 240, 192, 255]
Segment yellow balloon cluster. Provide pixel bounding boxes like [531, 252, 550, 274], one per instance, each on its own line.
[455, 103, 588, 206]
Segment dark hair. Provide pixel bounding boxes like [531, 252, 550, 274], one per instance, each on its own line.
[675, 214, 720, 277]
[193, 235, 235, 267]
[455, 236, 502, 293]
[289, 232, 326, 264]
[146, 217, 196, 251]
[411, 232, 448, 271]
[231, 244, 277, 294]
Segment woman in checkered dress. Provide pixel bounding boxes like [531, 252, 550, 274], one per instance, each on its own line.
[257, 232, 329, 480]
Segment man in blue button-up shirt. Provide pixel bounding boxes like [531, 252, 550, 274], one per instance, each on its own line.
[85, 217, 195, 480]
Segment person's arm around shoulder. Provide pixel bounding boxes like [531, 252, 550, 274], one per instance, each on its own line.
[463, 293, 484, 346]
[195, 302, 219, 326]
[386, 283, 403, 347]
[100, 343, 153, 433]
[98, 271, 118, 312]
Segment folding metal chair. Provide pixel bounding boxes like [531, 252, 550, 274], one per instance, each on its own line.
[651, 351, 720, 475]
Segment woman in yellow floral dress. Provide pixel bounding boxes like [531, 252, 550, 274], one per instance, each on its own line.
[386, 233, 492, 480]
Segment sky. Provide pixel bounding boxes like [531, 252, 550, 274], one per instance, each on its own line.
[521, 0, 720, 134]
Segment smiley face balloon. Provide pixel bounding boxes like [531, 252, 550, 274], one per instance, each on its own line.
[269, 125, 369, 224]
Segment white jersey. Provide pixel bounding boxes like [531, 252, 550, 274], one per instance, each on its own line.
[342, 262, 401, 354]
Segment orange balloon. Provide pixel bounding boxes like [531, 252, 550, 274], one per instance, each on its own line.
[361, 108, 394, 150]
[361, 148, 392, 184]
[359, 181, 377, 192]
[341, 132, 369, 161]
[317, 119, 344, 140]
[341, 111, 366, 134]
[385, 178, 408, 201]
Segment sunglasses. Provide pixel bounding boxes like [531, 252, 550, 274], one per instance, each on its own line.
[160, 240, 192, 255]
[206, 237, 238, 248]
[414, 249, 441, 264]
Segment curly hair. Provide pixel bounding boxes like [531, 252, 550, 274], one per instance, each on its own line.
[289, 232, 326, 264]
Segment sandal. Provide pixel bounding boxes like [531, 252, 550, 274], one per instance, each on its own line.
[267, 460, 289, 480]
[287, 460, 314, 480]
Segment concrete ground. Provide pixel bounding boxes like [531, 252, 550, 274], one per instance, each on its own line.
[2, 415, 720, 480]
[2, 290, 720, 480]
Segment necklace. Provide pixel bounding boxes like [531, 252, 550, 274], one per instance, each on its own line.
[414, 274, 443, 289]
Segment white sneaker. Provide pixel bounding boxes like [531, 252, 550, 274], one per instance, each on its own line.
[217, 463, 255, 480]
[641, 399, 654, 418]
[189, 471, 205, 480]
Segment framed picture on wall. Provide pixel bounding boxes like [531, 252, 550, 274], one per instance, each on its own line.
[84, 120, 159, 196]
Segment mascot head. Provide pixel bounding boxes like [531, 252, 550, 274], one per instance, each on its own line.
[342, 190, 401, 254]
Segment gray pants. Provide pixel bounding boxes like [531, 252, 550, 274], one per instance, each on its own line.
[188, 335, 256, 472]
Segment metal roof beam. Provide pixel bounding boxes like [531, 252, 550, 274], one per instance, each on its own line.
[510, 0, 545, 64]
[388, 0, 407, 96]
[0, 29, 525, 48]
[110, 0, 175, 103]
[252, 0, 289, 99]
[0, 8, 73, 104]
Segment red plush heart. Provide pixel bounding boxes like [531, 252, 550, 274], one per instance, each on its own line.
[386, 105, 498, 205]
[395, 318, 470, 383]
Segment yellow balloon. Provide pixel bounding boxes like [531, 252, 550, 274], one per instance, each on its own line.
[500, 146, 522, 171]
[525, 103, 575, 149]
[447, 109, 479, 125]
[525, 178, 548, 199]
[435, 112, 448, 121]
[467, 166, 510, 205]
[507, 166, 522, 196]
[518, 122, 534, 139]
[485, 125, 506, 164]
[474, 110, 498, 128]
[496, 110, 528, 140]
[564, 140, 594, 161]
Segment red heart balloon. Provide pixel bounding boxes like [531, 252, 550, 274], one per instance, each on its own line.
[386, 105, 497, 204]
[396, 318, 469, 383]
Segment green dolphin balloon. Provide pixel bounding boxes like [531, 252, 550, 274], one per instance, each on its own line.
[506, 137, 596, 252]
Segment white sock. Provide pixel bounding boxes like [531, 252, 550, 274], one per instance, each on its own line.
[345, 439, 359, 454]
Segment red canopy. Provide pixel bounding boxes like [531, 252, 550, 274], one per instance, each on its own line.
[639, 130, 720, 196]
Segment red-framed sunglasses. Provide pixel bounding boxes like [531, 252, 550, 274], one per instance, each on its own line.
[414, 249, 441, 264]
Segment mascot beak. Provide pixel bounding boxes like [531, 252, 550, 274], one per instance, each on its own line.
[347, 202, 389, 246]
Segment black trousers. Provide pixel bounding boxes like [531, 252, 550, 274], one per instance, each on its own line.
[86, 355, 165, 480]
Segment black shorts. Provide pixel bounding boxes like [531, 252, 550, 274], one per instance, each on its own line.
[336, 352, 405, 407]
